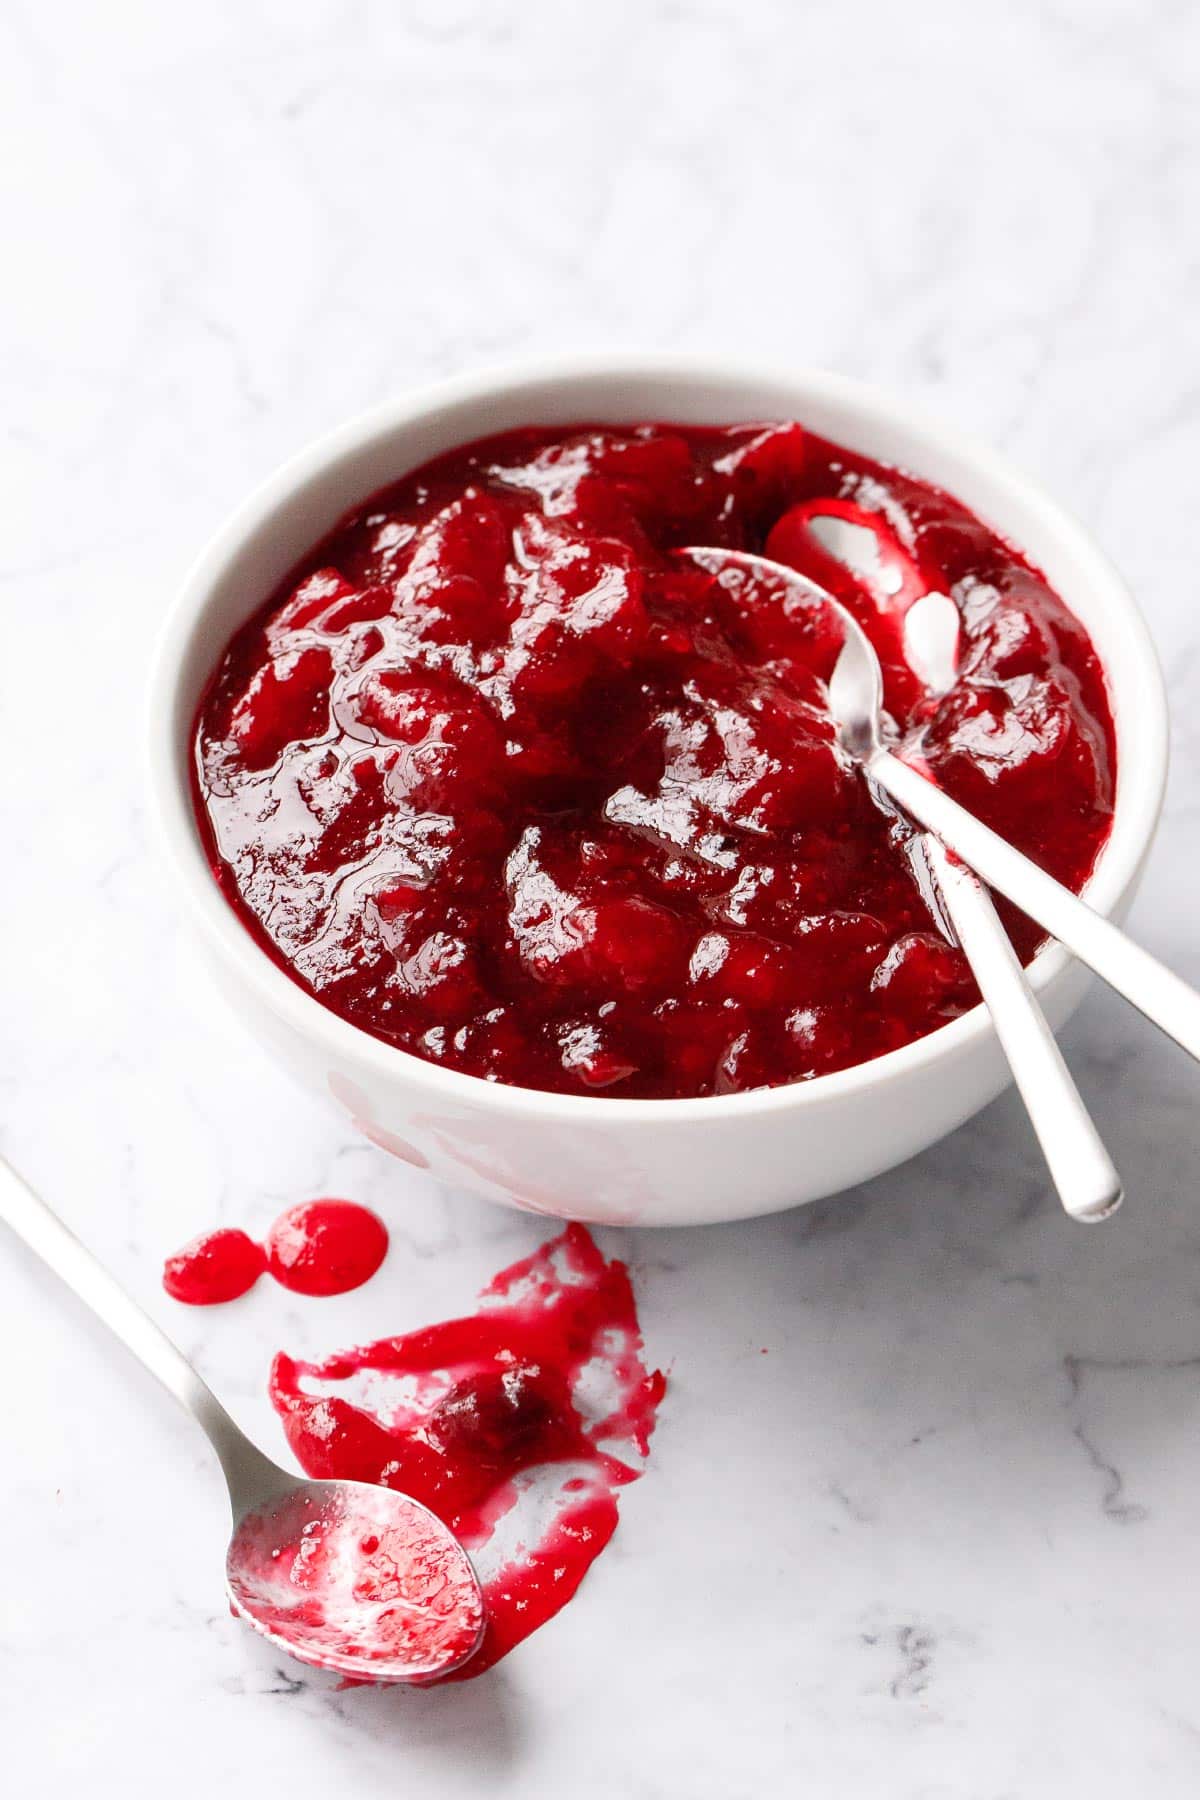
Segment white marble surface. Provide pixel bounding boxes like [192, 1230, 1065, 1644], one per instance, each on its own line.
[4, 0, 1200, 1792]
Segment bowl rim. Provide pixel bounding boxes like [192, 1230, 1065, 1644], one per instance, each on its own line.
[147, 352, 1169, 1127]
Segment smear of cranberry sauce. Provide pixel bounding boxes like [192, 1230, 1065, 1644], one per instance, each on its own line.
[269, 1223, 665, 1680]
[192, 420, 1116, 1097]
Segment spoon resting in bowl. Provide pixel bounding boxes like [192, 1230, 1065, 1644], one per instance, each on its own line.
[903, 588, 1120, 1222]
[680, 543, 1165, 1224]
[0, 1155, 485, 1683]
[698, 523, 1122, 1224]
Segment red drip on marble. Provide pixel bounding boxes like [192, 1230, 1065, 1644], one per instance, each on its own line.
[269, 1223, 665, 1679]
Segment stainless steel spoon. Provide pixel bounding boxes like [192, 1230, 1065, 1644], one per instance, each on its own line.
[0, 1155, 485, 1683]
[903, 589, 1121, 1222]
[730, 511, 1120, 1220]
[681, 547, 1128, 1220]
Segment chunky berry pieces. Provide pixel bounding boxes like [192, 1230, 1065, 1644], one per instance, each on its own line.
[193, 421, 1115, 1098]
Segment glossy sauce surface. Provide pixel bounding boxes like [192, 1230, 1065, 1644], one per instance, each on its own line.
[270, 1223, 665, 1678]
[194, 421, 1115, 1098]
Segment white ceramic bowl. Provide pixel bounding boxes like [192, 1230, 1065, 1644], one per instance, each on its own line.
[148, 356, 1168, 1227]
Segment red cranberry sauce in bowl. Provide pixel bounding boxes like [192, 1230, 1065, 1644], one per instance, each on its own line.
[191, 420, 1115, 1101]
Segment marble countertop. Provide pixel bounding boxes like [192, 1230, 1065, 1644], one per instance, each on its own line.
[5, 1, 1200, 1793]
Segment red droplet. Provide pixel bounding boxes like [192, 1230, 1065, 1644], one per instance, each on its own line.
[264, 1199, 389, 1297]
[163, 1228, 266, 1305]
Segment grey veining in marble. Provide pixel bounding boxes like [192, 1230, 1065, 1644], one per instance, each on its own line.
[4, 1, 1200, 1794]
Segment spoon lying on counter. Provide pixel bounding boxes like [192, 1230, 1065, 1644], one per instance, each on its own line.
[679, 547, 1144, 1221]
[0, 1155, 485, 1683]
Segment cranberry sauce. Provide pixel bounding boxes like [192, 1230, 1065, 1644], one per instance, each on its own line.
[163, 1200, 388, 1304]
[193, 421, 1115, 1098]
[163, 1227, 266, 1305]
[265, 1200, 389, 1297]
[269, 1224, 665, 1679]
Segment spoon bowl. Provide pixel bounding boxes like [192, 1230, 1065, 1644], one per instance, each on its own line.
[227, 1478, 485, 1682]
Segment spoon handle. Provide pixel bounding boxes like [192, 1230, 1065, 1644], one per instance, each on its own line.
[922, 838, 1122, 1222]
[873, 749, 1200, 1061]
[0, 1156, 280, 1506]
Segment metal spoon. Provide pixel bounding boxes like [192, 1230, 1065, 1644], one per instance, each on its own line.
[730, 508, 1121, 1220]
[0, 1155, 485, 1683]
[682, 547, 1128, 1220]
[905, 590, 1121, 1222]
